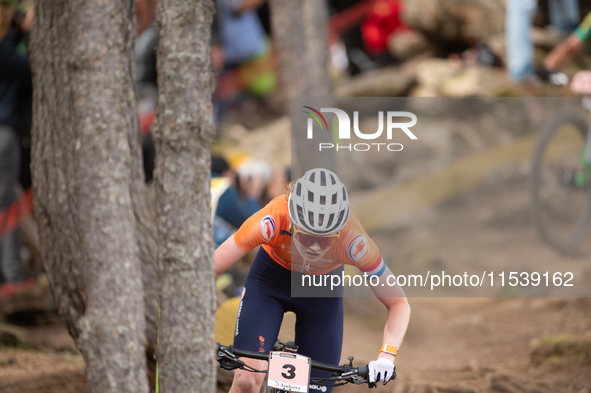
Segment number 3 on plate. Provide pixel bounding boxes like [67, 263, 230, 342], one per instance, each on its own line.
[282, 364, 296, 379]
[268, 352, 311, 393]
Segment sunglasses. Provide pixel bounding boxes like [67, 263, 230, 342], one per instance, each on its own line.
[292, 226, 340, 249]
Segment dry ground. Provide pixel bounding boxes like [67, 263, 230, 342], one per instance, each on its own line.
[2, 125, 591, 393]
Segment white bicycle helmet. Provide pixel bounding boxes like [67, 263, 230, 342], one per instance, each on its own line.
[288, 168, 350, 235]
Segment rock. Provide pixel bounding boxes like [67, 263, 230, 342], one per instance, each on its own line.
[0, 276, 55, 316]
[403, 0, 505, 46]
[218, 117, 291, 167]
[387, 30, 430, 60]
[415, 59, 463, 90]
[440, 66, 513, 97]
[485, 34, 506, 66]
[531, 26, 563, 50]
[409, 85, 440, 97]
[415, 59, 512, 97]
[334, 55, 424, 97]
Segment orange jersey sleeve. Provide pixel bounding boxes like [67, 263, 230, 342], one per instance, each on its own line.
[333, 213, 384, 275]
[233, 196, 288, 253]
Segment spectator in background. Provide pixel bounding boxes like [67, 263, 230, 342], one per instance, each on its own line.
[541, 11, 591, 72]
[212, 0, 279, 122]
[214, 0, 267, 69]
[211, 155, 267, 248]
[506, 0, 580, 82]
[211, 154, 288, 297]
[136, 0, 159, 182]
[0, 0, 35, 296]
[136, 0, 158, 112]
[211, 153, 288, 248]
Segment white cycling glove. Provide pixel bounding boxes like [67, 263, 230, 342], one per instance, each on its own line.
[368, 358, 395, 386]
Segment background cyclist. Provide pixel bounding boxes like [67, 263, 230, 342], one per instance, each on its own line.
[538, 11, 591, 90]
[214, 168, 411, 393]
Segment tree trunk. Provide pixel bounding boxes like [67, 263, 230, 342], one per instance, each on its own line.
[31, 1, 149, 393]
[302, 0, 331, 98]
[270, 0, 334, 176]
[153, 1, 217, 392]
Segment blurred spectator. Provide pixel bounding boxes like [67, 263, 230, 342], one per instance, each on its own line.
[211, 153, 288, 248]
[211, 155, 266, 248]
[360, 0, 405, 56]
[136, 0, 158, 182]
[211, 154, 288, 298]
[214, 0, 267, 68]
[212, 0, 279, 122]
[506, 0, 580, 82]
[0, 0, 35, 295]
[541, 11, 591, 72]
[136, 0, 158, 111]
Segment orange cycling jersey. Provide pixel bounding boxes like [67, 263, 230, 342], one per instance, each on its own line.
[234, 196, 385, 276]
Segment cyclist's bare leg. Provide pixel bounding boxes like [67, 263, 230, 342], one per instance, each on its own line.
[228, 358, 266, 393]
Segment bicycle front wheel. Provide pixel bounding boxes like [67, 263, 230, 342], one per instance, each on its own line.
[530, 111, 591, 254]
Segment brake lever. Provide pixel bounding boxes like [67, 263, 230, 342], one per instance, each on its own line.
[216, 345, 246, 371]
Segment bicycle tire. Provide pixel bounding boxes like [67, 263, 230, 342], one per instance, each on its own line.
[530, 110, 591, 254]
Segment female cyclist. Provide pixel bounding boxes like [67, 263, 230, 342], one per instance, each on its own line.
[214, 168, 411, 393]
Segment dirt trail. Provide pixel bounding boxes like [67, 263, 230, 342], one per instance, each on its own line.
[2, 123, 591, 392]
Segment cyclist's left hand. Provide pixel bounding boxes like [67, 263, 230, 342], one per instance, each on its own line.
[368, 358, 394, 386]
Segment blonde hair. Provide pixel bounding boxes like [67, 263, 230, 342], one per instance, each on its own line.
[0, 6, 15, 39]
[284, 182, 292, 200]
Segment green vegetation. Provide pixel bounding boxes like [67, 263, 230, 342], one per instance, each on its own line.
[531, 334, 591, 366]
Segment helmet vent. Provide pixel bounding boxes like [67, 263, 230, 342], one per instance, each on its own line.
[318, 214, 324, 226]
[320, 171, 326, 186]
[308, 211, 314, 226]
[309, 172, 315, 183]
[320, 195, 326, 205]
[330, 174, 336, 185]
[308, 191, 314, 202]
[296, 183, 302, 196]
[297, 205, 305, 221]
[335, 210, 345, 228]
[326, 213, 334, 228]
[342, 188, 347, 201]
[332, 193, 337, 205]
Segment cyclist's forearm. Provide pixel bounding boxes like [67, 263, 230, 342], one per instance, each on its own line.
[543, 34, 584, 71]
[371, 268, 410, 362]
[214, 235, 247, 278]
[379, 299, 410, 358]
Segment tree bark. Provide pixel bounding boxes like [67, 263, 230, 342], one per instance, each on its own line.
[269, 0, 334, 176]
[153, 1, 217, 392]
[302, 0, 331, 98]
[31, 1, 149, 392]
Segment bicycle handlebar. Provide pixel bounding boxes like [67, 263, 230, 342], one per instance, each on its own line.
[229, 345, 367, 376]
[215, 342, 394, 388]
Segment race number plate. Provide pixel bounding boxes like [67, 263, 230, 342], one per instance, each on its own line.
[267, 351, 311, 393]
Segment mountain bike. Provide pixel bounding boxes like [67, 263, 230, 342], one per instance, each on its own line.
[216, 340, 394, 392]
[530, 91, 591, 254]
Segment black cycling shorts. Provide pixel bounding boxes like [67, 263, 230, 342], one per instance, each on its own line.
[233, 247, 344, 393]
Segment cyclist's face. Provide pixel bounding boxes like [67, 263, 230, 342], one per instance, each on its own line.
[292, 226, 337, 263]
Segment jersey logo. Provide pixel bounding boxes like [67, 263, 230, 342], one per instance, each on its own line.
[348, 235, 369, 261]
[260, 216, 276, 242]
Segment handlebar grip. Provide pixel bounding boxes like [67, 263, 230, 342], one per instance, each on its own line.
[357, 366, 368, 378]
